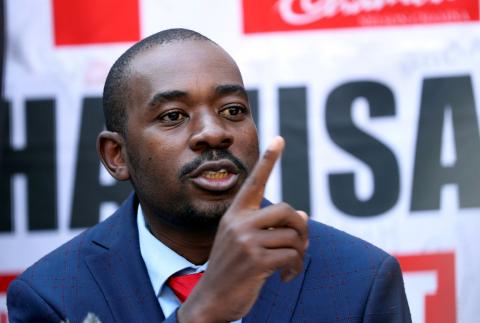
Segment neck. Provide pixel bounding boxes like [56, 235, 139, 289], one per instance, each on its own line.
[142, 207, 217, 265]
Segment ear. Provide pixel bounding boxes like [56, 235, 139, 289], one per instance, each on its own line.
[97, 131, 130, 181]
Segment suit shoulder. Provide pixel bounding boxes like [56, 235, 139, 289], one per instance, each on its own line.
[292, 223, 410, 321]
[306, 219, 392, 268]
[15, 211, 123, 285]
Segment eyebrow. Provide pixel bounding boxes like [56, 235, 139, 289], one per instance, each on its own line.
[147, 84, 248, 108]
[215, 84, 248, 100]
[148, 90, 188, 107]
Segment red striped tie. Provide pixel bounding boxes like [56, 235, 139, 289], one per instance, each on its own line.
[167, 272, 204, 303]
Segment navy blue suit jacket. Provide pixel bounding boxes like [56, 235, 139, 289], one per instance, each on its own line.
[7, 194, 411, 322]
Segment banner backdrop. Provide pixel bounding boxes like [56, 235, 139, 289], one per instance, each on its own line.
[1, 1, 479, 322]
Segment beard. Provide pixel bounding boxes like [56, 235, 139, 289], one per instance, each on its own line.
[151, 198, 230, 231]
[128, 148, 248, 232]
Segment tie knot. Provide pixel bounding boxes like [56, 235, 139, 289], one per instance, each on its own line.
[167, 272, 203, 303]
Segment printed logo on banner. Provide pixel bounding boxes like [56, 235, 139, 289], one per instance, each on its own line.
[0, 273, 17, 323]
[242, 0, 479, 33]
[52, 0, 140, 45]
[397, 252, 456, 323]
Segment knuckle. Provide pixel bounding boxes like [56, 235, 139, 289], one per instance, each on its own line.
[222, 219, 243, 237]
[231, 227, 256, 250]
[278, 249, 296, 265]
[239, 240, 262, 264]
[262, 149, 277, 163]
[287, 228, 300, 241]
[277, 202, 294, 214]
[260, 249, 282, 268]
[249, 247, 263, 263]
[278, 228, 296, 243]
[286, 248, 298, 260]
[235, 232, 252, 247]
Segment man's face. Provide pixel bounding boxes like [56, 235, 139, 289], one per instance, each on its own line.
[123, 40, 259, 229]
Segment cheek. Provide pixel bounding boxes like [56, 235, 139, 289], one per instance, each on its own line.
[145, 142, 181, 173]
[245, 144, 260, 171]
[125, 128, 191, 201]
[235, 127, 259, 170]
[129, 136, 180, 180]
[146, 139, 199, 185]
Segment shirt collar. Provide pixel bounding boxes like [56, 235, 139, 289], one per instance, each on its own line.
[137, 205, 207, 296]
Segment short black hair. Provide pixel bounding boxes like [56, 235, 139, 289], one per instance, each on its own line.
[102, 28, 213, 136]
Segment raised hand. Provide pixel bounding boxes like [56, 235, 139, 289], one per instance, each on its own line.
[178, 137, 309, 323]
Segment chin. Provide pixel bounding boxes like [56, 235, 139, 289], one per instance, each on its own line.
[154, 198, 231, 231]
[190, 199, 231, 219]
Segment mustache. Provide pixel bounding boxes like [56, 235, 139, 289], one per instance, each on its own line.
[179, 149, 248, 179]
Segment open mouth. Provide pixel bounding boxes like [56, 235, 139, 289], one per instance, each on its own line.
[188, 160, 240, 192]
[202, 169, 230, 179]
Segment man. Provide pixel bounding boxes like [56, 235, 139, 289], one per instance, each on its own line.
[7, 28, 411, 322]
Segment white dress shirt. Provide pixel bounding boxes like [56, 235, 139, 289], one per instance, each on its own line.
[137, 205, 241, 322]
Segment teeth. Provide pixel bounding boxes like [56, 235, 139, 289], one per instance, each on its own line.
[202, 169, 229, 179]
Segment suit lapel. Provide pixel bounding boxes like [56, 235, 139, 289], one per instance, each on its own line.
[244, 254, 311, 323]
[83, 196, 307, 322]
[85, 194, 165, 322]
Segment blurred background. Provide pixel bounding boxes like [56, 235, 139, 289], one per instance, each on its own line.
[1, 1, 479, 322]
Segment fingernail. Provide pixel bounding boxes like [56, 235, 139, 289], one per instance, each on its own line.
[268, 136, 285, 151]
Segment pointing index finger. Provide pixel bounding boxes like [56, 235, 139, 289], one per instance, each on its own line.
[231, 136, 285, 210]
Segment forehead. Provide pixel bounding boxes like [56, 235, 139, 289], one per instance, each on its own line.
[128, 40, 244, 101]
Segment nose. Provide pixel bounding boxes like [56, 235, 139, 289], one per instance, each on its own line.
[189, 112, 234, 151]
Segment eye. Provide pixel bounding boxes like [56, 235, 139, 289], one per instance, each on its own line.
[219, 105, 248, 120]
[159, 110, 187, 124]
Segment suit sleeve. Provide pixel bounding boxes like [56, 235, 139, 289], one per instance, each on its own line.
[7, 278, 63, 323]
[363, 255, 412, 323]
